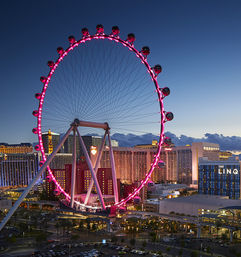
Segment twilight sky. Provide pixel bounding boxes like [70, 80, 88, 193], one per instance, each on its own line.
[0, 0, 241, 144]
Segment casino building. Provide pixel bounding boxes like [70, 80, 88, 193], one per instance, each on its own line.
[0, 143, 33, 154]
[0, 153, 39, 188]
[198, 158, 241, 199]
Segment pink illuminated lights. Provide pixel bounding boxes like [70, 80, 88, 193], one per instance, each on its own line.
[34, 32, 166, 210]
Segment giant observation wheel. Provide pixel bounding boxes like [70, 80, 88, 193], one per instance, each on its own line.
[32, 25, 173, 211]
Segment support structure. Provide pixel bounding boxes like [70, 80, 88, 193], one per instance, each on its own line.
[197, 225, 201, 238]
[0, 125, 73, 231]
[107, 130, 119, 203]
[74, 119, 109, 130]
[84, 131, 107, 205]
[70, 128, 77, 208]
[76, 128, 106, 210]
[0, 118, 119, 231]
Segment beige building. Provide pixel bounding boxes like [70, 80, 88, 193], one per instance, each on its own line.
[99, 142, 225, 187]
[100, 147, 152, 184]
[0, 143, 33, 154]
[100, 146, 177, 184]
[191, 142, 219, 187]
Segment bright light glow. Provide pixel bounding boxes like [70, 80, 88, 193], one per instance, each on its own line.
[90, 146, 97, 155]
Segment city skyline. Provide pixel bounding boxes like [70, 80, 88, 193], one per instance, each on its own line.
[1, 0, 241, 144]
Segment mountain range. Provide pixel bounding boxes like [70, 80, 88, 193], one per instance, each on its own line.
[110, 132, 241, 151]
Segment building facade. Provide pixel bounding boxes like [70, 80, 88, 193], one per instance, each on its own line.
[0, 153, 39, 188]
[63, 135, 103, 159]
[100, 147, 153, 184]
[46, 168, 67, 196]
[198, 159, 241, 199]
[42, 130, 60, 154]
[0, 143, 33, 154]
[45, 140, 237, 201]
[46, 153, 72, 170]
[64, 162, 115, 196]
[176, 146, 192, 185]
[100, 146, 187, 185]
[191, 142, 220, 187]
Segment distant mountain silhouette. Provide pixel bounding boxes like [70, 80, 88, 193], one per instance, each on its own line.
[85, 132, 241, 151]
[38, 132, 241, 152]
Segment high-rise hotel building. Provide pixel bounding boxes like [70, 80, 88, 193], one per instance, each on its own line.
[100, 146, 177, 185]
[0, 153, 39, 188]
[42, 130, 60, 154]
[99, 142, 223, 187]
[176, 145, 192, 185]
[191, 142, 220, 187]
[198, 158, 241, 199]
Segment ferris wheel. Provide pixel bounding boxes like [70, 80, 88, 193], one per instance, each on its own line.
[33, 24, 173, 211]
[0, 25, 173, 229]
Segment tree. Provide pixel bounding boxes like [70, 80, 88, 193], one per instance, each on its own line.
[157, 250, 163, 257]
[55, 222, 60, 237]
[111, 236, 118, 243]
[92, 223, 97, 231]
[18, 222, 28, 233]
[35, 232, 47, 242]
[149, 231, 157, 242]
[8, 235, 16, 243]
[206, 246, 211, 253]
[142, 241, 147, 248]
[190, 251, 198, 257]
[71, 234, 79, 240]
[59, 219, 72, 235]
[87, 221, 91, 231]
[221, 232, 228, 241]
[78, 220, 84, 230]
[215, 220, 222, 238]
[178, 248, 183, 256]
[130, 238, 136, 246]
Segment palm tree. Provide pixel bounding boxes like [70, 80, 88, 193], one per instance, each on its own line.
[55, 221, 60, 238]
[215, 220, 222, 238]
[78, 220, 84, 230]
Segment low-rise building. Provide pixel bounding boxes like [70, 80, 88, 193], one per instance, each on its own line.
[147, 183, 188, 199]
[159, 194, 241, 216]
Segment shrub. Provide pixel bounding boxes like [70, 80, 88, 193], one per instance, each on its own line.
[130, 238, 136, 246]
[111, 236, 118, 243]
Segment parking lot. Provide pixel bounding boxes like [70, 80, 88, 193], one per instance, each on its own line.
[31, 241, 172, 257]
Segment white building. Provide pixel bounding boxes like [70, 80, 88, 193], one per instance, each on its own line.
[159, 194, 241, 216]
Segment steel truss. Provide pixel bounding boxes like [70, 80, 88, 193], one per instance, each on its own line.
[0, 119, 118, 231]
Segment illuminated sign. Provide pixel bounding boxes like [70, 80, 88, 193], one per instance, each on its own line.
[90, 146, 97, 155]
[218, 166, 239, 175]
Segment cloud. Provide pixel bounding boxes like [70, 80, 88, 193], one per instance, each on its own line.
[109, 132, 241, 150]
[204, 133, 241, 150]
[111, 133, 159, 147]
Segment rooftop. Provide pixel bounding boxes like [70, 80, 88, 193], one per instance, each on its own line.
[42, 131, 60, 135]
[162, 194, 241, 210]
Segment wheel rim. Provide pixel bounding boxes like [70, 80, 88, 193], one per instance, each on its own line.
[33, 29, 167, 210]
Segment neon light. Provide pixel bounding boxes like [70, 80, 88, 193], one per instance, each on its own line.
[36, 32, 166, 210]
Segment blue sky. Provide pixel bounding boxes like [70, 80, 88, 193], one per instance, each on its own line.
[1, 0, 241, 144]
